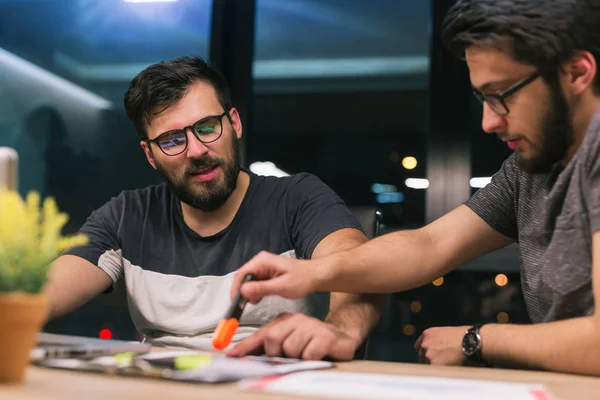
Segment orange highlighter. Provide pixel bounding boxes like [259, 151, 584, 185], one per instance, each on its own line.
[212, 274, 257, 351]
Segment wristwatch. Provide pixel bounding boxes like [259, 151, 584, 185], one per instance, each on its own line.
[462, 324, 485, 363]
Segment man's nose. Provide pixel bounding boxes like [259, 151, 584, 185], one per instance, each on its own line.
[185, 129, 209, 158]
[481, 102, 507, 134]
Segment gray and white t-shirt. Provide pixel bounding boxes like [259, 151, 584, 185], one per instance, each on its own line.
[65, 171, 363, 350]
[466, 109, 600, 323]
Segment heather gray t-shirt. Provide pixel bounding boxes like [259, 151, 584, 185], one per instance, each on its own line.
[465, 110, 600, 323]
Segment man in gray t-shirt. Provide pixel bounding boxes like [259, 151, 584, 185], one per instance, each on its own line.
[229, 0, 600, 375]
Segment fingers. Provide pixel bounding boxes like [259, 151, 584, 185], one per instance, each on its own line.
[230, 251, 289, 302]
[300, 335, 331, 361]
[418, 349, 429, 364]
[241, 276, 294, 303]
[263, 314, 298, 357]
[301, 330, 354, 361]
[415, 332, 428, 364]
[414, 332, 425, 352]
[226, 328, 266, 358]
[229, 313, 349, 361]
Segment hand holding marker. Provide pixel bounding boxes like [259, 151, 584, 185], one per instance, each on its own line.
[212, 274, 257, 351]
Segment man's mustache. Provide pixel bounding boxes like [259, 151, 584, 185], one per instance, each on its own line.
[185, 157, 223, 175]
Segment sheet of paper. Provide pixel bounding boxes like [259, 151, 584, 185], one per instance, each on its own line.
[239, 370, 558, 400]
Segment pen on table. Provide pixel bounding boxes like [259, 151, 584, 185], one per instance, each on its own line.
[212, 274, 257, 351]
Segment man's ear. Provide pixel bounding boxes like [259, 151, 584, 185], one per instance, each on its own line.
[140, 141, 157, 170]
[228, 108, 243, 140]
[563, 51, 597, 96]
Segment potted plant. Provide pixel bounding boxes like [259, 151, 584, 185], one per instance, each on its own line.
[0, 188, 87, 383]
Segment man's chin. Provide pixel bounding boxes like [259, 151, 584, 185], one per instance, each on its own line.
[516, 152, 558, 174]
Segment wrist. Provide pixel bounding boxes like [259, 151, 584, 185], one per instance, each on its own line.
[313, 253, 342, 292]
[462, 324, 486, 364]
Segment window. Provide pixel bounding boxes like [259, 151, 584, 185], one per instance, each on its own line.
[251, 0, 431, 228]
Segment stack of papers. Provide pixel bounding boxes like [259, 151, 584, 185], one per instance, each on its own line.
[34, 350, 333, 383]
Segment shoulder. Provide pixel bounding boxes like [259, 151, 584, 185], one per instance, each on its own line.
[95, 183, 170, 218]
[578, 113, 600, 172]
[116, 182, 170, 204]
[252, 171, 327, 191]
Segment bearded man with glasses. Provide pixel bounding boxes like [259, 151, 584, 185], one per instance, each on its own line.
[44, 56, 383, 361]
[229, 0, 600, 375]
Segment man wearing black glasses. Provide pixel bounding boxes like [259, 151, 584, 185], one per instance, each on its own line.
[45, 56, 383, 360]
[230, 0, 600, 375]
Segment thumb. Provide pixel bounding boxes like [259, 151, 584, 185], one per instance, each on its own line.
[241, 276, 295, 303]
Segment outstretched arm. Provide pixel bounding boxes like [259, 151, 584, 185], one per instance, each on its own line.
[232, 205, 514, 302]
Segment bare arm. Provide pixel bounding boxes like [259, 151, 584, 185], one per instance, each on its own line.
[418, 230, 600, 375]
[234, 205, 514, 302]
[312, 228, 385, 350]
[318, 205, 514, 293]
[45, 255, 113, 320]
[475, 230, 600, 375]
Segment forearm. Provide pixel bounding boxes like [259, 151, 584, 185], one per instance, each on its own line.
[45, 256, 112, 320]
[317, 228, 443, 293]
[481, 317, 600, 375]
[315, 206, 514, 294]
[325, 293, 385, 346]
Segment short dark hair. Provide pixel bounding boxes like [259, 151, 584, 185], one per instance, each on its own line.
[124, 56, 233, 140]
[442, 0, 600, 91]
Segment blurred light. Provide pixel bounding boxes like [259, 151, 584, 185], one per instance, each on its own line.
[389, 151, 400, 163]
[256, 56, 429, 79]
[0, 48, 112, 109]
[432, 277, 444, 287]
[403, 324, 416, 336]
[410, 301, 422, 313]
[99, 328, 113, 340]
[371, 183, 398, 194]
[495, 274, 509, 287]
[249, 162, 290, 177]
[124, 0, 177, 3]
[376, 192, 405, 204]
[405, 178, 429, 189]
[402, 156, 418, 170]
[497, 312, 509, 323]
[470, 177, 492, 188]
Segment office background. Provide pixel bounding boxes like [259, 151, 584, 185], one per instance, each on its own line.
[0, 0, 527, 362]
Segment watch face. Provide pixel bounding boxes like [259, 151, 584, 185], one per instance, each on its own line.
[462, 330, 480, 356]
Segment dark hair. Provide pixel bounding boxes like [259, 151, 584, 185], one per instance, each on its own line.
[124, 56, 233, 140]
[442, 0, 600, 91]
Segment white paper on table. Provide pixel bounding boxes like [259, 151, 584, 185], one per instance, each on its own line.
[165, 354, 333, 383]
[239, 370, 558, 400]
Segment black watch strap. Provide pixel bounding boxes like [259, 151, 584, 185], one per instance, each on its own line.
[463, 324, 485, 363]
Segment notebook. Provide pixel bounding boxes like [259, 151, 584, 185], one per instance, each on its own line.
[31, 332, 151, 361]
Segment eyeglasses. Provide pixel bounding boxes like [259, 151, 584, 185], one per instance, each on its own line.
[472, 71, 541, 116]
[147, 110, 231, 156]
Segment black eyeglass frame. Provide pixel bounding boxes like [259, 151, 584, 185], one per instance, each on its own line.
[472, 71, 542, 116]
[146, 110, 232, 156]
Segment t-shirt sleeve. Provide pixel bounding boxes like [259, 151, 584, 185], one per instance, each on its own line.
[584, 118, 600, 233]
[286, 173, 364, 259]
[62, 194, 125, 284]
[464, 154, 519, 240]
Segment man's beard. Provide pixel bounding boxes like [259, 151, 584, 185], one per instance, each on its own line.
[155, 137, 240, 211]
[516, 77, 574, 174]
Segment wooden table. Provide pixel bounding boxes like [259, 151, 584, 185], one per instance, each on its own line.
[1, 359, 599, 400]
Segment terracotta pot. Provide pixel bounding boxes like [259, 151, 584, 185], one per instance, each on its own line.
[0, 292, 48, 383]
